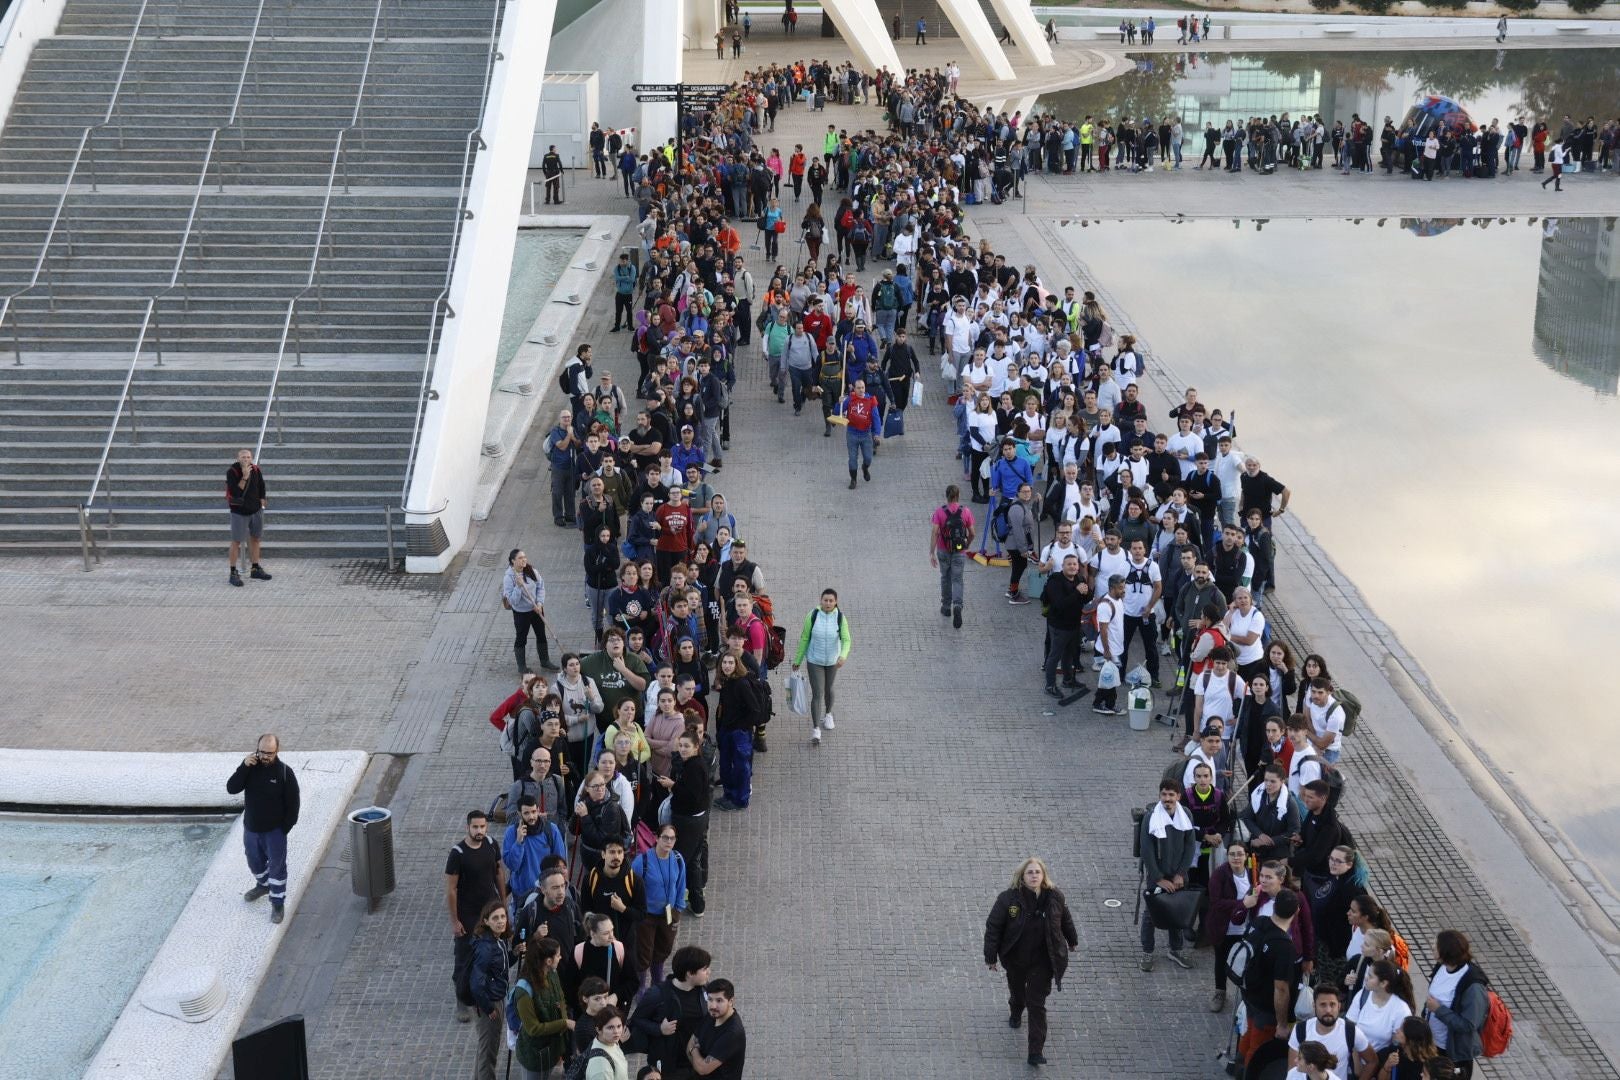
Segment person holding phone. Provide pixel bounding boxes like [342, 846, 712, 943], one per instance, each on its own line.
[226, 734, 300, 924]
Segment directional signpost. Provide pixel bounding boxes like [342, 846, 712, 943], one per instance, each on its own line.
[631, 83, 735, 177]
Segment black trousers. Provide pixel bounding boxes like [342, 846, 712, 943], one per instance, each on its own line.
[673, 812, 709, 913]
[452, 933, 475, 1005]
[1006, 960, 1053, 1056]
[512, 609, 552, 667]
[1122, 614, 1159, 680]
[612, 292, 634, 329]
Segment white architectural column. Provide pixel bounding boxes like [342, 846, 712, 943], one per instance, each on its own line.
[403, 0, 558, 572]
[985, 0, 1053, 67]
[820, 0, 902, 75]
[639, 0, 683, 152]
[683, 0, 722, 48]
[933, 0, 1015, 81]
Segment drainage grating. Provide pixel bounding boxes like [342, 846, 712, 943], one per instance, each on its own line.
[334, 560, 454, 593]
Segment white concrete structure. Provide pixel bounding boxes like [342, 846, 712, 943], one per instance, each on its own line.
[819, 0, 902, 74]
[0, 748, 369, 1080]
[0, 0, 71, 131]
[531, 71, 600, 168]
[987, 0, 1055, 66]
[474, 215, 625, 521]
[547, 0, 685, 154]
[932, 0, 1016, 79]
[404, 0, 558, 572]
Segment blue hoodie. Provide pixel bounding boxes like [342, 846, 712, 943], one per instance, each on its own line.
[503, 820, 567, 899]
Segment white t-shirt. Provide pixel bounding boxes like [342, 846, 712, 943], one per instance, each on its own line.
[1287, 1017, 1371, 1080]
[1040, 540, 1083, 573]
[1287, 746, 1323, 796]
[1121, 556, 1161, 618]
[1091, 423, 1121, 468]
[1307, 695, 1346, 753]
[1090, 546, 1130, 590]
[1347, 990, 1413, 1050]
[1197, 668, 1246, 726]
[1095, 595, 1125, 659]
[1226, 606, 1266, 666]
[1167, 431, 1204, 479]
[1213, 450, 1245, 500]
[1227, 871, 1252, 935]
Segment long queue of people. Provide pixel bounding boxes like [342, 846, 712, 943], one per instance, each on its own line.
[993, 105, 1619, 188]
[915, 219, 1513, 1075]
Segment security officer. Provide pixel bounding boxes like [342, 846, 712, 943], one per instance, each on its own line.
[541, 144, 564, 204]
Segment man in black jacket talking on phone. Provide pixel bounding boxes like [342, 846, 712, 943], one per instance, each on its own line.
[227, 733, 300, 924]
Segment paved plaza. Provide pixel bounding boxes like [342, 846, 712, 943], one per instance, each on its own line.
[3, 26, 1619, 1080]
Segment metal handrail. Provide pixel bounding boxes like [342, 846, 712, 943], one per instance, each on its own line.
[1, 0, 155, 365]
[83, 0, 269, 515]
[398, 0, 507, 510]
[75, 502, 404, 572]
[252, 0, 389, 464]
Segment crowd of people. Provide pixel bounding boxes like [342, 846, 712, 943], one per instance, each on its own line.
[443, 45, 1519, 1080]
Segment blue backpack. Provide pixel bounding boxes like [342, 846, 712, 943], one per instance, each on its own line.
[505, 978, 531, 1044]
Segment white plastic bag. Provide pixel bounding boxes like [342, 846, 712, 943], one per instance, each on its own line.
[911, 380, 924, 407]
[1125, 663, 1152, 688]
[785, 672, 810, 717]
[1097, 661, 1121, 690]
[940, 356, 957, 382]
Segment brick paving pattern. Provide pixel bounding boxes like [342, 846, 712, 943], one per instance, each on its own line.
[0, 31, 1609, 1080]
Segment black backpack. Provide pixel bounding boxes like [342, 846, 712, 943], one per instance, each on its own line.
[563, 1047, 610, 1080]
[942, 505, 970, 553]
[558, 360, 581, 397]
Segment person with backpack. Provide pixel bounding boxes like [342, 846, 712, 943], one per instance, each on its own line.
[930, 484, 975, 629]
[1424, 930, 1501, 1075]
[792, 587, 853, 745]
[508, 936, 572, 1080]
[713, 651, 763, 812]
[1288, 983, 1376, 1079]
[575, 1005, 630, 1080]
[630, 944, 711, 1070]
[630, 824, 686, 987]
[545, 409, 580, 528]
[468, 900, 514, 1080]
[503, 796, 568, 903]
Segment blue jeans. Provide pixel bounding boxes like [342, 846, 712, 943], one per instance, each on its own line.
[1321, 748, 1341, 765]
[847, 428, 874, 471]
[789, 365, 812, 409]
[244, 827, 288, 905]
[719, 728, 754, 806]
[874, 309, 896, 345]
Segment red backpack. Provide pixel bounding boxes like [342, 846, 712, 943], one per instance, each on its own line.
[736, 593, 787, 670]
[1480, 988, 1514, 1058]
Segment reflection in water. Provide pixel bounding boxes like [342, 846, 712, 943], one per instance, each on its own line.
[1049, 215, 1620, 889]
[1028, 49, 1620, 133]
[1534, 218, 1620, 395]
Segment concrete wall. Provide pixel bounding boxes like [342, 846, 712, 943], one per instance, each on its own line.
[0, 0, 68, 132]
[547, 0, 682, 153]
[404, 0, 559, 572]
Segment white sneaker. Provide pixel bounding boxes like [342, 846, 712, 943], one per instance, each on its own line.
[811, 726, 822, 744]
[822, 713, 835, 730]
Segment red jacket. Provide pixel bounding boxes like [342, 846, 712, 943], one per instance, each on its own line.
[490, 689, 525, 731]
[802, 310, 832, 352]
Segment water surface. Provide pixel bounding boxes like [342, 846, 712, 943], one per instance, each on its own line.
[1050, 215, 1620, 886]
[495, 228, 586, 383]
[1030, 48, 1620, 133]
[0, 816, 230, 1078]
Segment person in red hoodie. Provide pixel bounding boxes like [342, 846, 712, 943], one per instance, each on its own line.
[801, 296, 833, 353]
[789, 145, 807, 199]
[840, 377, 881, 490]
[654, 487, 695, 584]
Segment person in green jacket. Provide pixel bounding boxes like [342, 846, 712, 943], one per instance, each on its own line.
[822, 124, 840, 164]
[791, 588, 852, 745]
[511, 937, 572, 1079]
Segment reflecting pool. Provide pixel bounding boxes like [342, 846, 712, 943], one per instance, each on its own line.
[494, 228, 586, 383]
[1050, 215, 1620, 885]
[1029, 49, 1620, 134]
[0, 816, 231, 1079]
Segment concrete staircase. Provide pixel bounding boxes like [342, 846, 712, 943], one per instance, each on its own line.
[0, 365, 414, 556]
[0, 0, 502, 560]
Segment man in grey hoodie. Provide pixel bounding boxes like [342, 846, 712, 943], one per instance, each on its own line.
[783, 320, 819, 416]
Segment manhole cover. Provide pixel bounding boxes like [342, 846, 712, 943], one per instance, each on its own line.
[1102, 899, 1123, 909]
